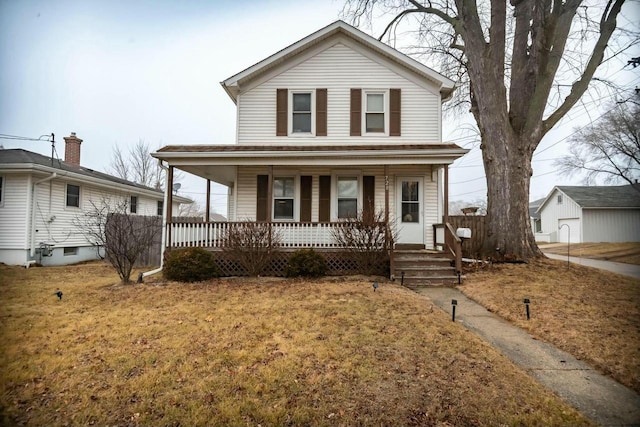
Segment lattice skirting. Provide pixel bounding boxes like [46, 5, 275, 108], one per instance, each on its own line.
[206, 249, 389, 277]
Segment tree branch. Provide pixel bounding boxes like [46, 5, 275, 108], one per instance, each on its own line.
[543, 0, 626, 133]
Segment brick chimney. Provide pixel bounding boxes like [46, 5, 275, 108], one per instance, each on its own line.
[63, 132, 83, 166]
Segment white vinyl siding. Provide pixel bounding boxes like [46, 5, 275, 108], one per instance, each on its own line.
[233, 165, 437, 246]
[0, 174, 30, 249]
[539, 189, 582, 242]
[582, 209, 640, 242]
[237, 41, 441, 145]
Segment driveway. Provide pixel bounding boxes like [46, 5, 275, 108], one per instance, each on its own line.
[544, 252, 640, 279]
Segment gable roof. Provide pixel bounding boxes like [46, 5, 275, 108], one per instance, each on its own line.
[529, 197, 545, 219]
[537, 184, 640, 212]
[221, 20, 455, 103]
[0, 148, 191, 203]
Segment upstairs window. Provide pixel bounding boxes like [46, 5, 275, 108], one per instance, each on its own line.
[66, 184, 80, 208]
[157, 200, 163, 216]
[291, 92, 312, 134]
[337, 177, 358, 219]
[273, 177, 295, 220]
[365, 92, 385, 133]
[130, 196, 138, 214]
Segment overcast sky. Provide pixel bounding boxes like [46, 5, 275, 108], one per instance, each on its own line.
[1, 0, 638, 214]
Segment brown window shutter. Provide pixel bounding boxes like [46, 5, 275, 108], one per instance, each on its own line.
[316, 89, 327, 136]
[390, 88, 401, 136]
[319, 175, 331, 222]
[350, 88, 361, 136]
[276, 89, 288, 136]
[256, 175, 269, 221]
[363, 176, 375, 221]
[300, 176, 312, 222]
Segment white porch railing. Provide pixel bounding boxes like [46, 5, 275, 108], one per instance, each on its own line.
[168, 221, 351, 249]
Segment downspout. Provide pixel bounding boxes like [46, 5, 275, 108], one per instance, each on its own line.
[142, 159, 169, 279]
[29, 172, 57, 259]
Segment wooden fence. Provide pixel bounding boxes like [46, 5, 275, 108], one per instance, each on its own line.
[447, 215, 486, 258]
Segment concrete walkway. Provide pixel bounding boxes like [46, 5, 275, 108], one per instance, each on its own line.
[417, 287, 640, 426]
[544, 252, 640, 279]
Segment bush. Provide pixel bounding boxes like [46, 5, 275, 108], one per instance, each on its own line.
[164, 247, 219, 282]
[222, 222, 281, 276]
[285, 249, 327, 278]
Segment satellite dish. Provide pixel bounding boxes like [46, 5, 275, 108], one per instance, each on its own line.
[172, 183, 181, 193]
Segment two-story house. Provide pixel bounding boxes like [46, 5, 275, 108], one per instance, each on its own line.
[152, 21, 468, 281]
[0, 133, 191, 267]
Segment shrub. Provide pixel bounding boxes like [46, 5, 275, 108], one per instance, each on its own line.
[164, 247, 219, 282]
[222, 222, 281, 276]
[331, 209, 396, 275]
[285, 249, 327, 278]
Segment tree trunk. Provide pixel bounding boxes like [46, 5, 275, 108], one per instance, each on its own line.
[481, 129, 543, 260]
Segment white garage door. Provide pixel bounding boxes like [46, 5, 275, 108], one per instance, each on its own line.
[558, 218, 581, 243]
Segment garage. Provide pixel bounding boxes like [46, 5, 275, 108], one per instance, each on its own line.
[558, 218, 581, 243]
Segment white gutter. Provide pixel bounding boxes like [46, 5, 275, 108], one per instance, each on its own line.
[1, 163, 190, 204]
[141, 159, 169, 280]
[30, 172, 57, 257]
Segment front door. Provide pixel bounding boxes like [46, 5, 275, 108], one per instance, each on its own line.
[396, 177, 423, 245]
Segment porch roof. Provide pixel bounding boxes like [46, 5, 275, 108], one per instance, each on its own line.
[152, 144, 468, 186]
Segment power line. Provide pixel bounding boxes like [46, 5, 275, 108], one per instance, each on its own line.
[0, 133, 53, 142]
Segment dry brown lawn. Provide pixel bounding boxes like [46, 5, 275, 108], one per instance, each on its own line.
[0, 262, 590, 426]
[540, 242, 640, 265]
[461, 257, 640, 394]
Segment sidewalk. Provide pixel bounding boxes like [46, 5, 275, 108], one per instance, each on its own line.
[544, 252, 640, 279]
[417, 287, 640, 426]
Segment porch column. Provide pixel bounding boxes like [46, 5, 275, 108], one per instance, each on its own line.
[206, 179, 211, 221]
[443, 164, 449, 224]
[166, 165, 174, 249]
[267, 165, 273, 247]
[385, 165, 394, 279]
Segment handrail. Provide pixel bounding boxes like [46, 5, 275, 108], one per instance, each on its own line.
[444, 222, 462, 274]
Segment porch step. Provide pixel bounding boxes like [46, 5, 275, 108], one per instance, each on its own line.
[393, 249, 459, 287]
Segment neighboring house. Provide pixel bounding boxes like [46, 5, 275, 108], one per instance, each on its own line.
[0, 133, 190, 266]
[529, 197, 545, 240]
[152, 21, 468, 278]
[535, 184, 640, 243]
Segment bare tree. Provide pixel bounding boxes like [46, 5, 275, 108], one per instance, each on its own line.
[108, 139, 175, 190]
[555, 101, 640, 188]
[343, 0, 636, 259]
[73, 198, 161, 284]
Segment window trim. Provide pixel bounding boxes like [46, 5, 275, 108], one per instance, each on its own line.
[333, 174, 362, 220]
[66, 183, 81, 208]
[0, 175, 4, 207]
[130, 195, 138, 214]
[272, 176, 298, 221]
[63, 247, 78, 256]
[157, 200, 164, 216]
[362, 90, 389, 136]
[289, 90, 315, 136]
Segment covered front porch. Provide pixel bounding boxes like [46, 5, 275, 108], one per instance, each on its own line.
[153, 143, 468, 275]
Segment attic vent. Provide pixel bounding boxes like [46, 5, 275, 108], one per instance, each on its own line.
[557, 194, 563, 204]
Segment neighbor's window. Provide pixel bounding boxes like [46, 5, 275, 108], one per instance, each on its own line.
[63, 247, 78, 256]
[557, 194, 563, 204]
[337, 177, 358, 219]
[130, 196, 138, 214]
[273, 177, 295, 220]
[66, 184, 80, 207]
[157, 200, 163, 216]
[291, 92, 312, 134]
[364, 92, 385, 133]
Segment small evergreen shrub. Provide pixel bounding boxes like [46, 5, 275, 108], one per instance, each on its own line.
[285, 249, 327, 278]
[164, 247, 219, 282]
